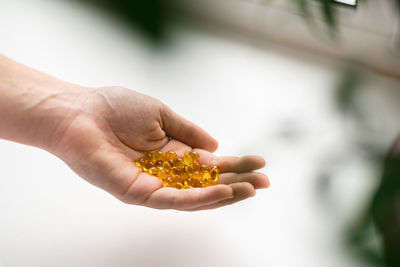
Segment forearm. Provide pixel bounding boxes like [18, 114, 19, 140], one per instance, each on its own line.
[0, 55, 88, 150]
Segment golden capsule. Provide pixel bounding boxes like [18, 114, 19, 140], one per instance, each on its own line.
[180, 171, 189, 181]
[164, 151, 177, 161]
[162, 161, 172, 173]
[182, 153, 193, 165]
[152, 151, 163, 162]
[184, 178, 193, 187]
[173, 174, 184, 185]
[202, 170, 211, 180]
[210, 166, 220, 182]
[189, 151, 200, 162]
[155, 160, 163, 167]
[135, 160, 142, 168]
[192, 161, 200, 171]
[144, 161, 154, 171]
[175, 182, 183, 189]
[158, 170, 169, 181]
[138, 157, 146, 166]
[149, 167, 159, 176]
[144, 153, 153, 162]
[192, 171, 202, 180]
[185, 165, 194, 177]
[200, 165, 210, 172]
[191, 179, 203, 188]
[164, 176, 174, 187]
[171, 167, 182, 177]
[174, 158, 185, 169]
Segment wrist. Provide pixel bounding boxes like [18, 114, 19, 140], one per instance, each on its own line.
[25, 79, 92, 151]
[0, 55, 93, 151]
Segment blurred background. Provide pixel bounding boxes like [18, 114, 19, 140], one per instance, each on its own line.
[0, 0, 399, 266]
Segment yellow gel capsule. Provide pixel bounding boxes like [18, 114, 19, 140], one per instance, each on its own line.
[192, 171, 202, 180]
[200, 165, 210, 172]
[185, 165, 194, 177]
[174, 158, 185, 169]
[149, 167, 159, 176]
[184, 178, 193, 187]
[192, 161, 200, 171]
[180, 171, 189, 181]
[210, 166, 220, 182]
[183, 184, 192, 189]
[162, 161, 172, 173]
[144, 153, 153, 162]
[155, 160, 163, 167]
[165, 151, 177, 161]
[144, 161, 154, 171]
[152, 151, 163, 162]
[189, 151, 200, 162]
[138, 158, 146, 166]
[202, 171, 211, 180]
[158, 170, 168, 181]
[171, 167, 182, 177]
[135, 160, 142, 168]
[182, 153, 193, 165]
[191, 179, 203, 188]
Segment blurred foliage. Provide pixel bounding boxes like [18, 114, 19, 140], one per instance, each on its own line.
[293, 0, 400, 37]
[346, 136, 400, 267]
[77, 0, 400, 43]
[76, 0, 175, 43]
[372, 140, 400, 266]
[334, 66, 400, 267]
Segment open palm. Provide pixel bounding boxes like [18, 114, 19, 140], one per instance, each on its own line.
[51, 87, 269, 211]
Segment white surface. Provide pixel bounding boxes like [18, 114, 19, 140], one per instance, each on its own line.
[1, 1, 399, 267]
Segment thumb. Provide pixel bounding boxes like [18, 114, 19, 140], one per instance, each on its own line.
[160, 106, 218, 152]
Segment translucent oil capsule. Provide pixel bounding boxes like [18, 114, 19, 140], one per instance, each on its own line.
[138, 158, 146, 167]
[144, 153, 153, 162]
[135, 160, 142, 168]
[158, 170, 169, 181]
[185, 165, 194, 177]
[192, 171, 202, 180]
[171, 167, 182, 177]
[149, 167, 159, 176]
[165, 151, 177, 161]
[162, 161, 172, 173]
[192, 161, 200, 171]
[164, 176, 174, 187]
[189, 151, 200, 162]
[184, 178, 193, 187]
[191, 179, 203, 188]
[173, 174, 184, 184]
[182, 153, 193, 165]
[202, 170, 211, 180]
[175, 182, 183, 189]
[152, 151, 163, 162]
[200, 165, 210, 172]
[155, 160, 163, 167]
[210, 166, 220, 182]
[183, 184, 192, 189]
[144, 161, 154, 172]
[180, 171, 189, 181]
[174, 158, 185, 169]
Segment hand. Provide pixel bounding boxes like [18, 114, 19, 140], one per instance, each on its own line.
[49, 86, 270, 211]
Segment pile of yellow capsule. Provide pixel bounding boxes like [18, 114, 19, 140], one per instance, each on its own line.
[135, 151, 220, 189]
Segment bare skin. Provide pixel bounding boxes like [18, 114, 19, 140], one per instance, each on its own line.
[0, 55, 269, 211]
